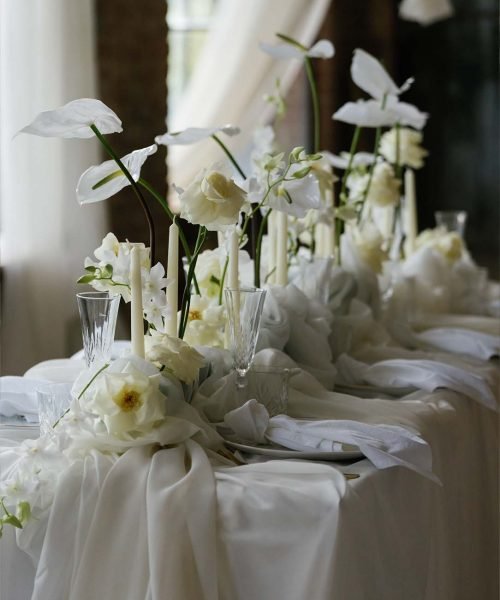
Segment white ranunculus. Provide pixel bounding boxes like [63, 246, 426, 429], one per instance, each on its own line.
[182, 296, 226, 348]
[77, 359, 167, 437]
[349, 223, 388, 273]
[18, 98, 122, 138]
[179, 165, 248, 231]
[145, 331, 205, 383]
[379, 127, 428, 169]
[351, 49, 413, 100]
[77, 144, 157, 204]
[366, 162, 401, 207]
[155, 125, 240, 146]
[259, 38, 334, 60]
[415, 227, 464, 262]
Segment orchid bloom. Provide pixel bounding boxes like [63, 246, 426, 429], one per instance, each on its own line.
[399, 0, 454, 26]
[77, 144, 158, 204]
[260, 38, 334, 60]
[18, 98, 122, 138]
[155, 125, 240, 146]
[351, 49, 413, 101]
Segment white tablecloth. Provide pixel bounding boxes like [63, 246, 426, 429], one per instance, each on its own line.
[0, 379, 498, 599]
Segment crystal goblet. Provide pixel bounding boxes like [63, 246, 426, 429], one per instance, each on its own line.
[224, 287, 266, 391]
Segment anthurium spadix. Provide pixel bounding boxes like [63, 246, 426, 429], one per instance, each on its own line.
[351, 49, 413, 101]
[18, 98, 122, 138]
[77, 144, 158, 204]
[259, 38, 335, 60]
[155, 125, 240, 146]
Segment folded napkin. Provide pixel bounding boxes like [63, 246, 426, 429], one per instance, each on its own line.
[413, 327, 500, 360]
[223, 399, 439, 483]
[336, 354, 498, 411]
[0, 377, 44, 422]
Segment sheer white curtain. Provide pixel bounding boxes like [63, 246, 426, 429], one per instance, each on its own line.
[168, 0, 331, 189]
[0, 0, 106, 375]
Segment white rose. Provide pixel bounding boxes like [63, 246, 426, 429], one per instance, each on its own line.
[182, 295, 226, 348]
[379, 127, 428, 169]
[366, 162, 401, 208]
[145, 331, 205, 382]
[77, 359, 167, 437]
[179, 165, 248, 231]
[416, 227, 464, 262]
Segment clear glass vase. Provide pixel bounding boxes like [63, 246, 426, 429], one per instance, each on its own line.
[224, 287, 266, 390]
[76, 291, 120, 367]
[434, 210, 468, 238]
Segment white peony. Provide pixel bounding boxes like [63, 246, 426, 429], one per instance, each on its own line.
[379, 127, 428, 169]
[145, 331, 205, 383]
[178, 164, 248, 231]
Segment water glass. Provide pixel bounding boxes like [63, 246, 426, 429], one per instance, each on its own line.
[37, 382, 73, 436]
[247, 365, 295, 416]
[224, 287, 266, 390]
[434, 210, 468, 237]
[76, 291, 120, 367]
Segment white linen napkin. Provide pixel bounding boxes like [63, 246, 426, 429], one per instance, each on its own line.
[413, 327, 500, 360]
[223, 399, 439, 483]
[335, 354, 498, 411]
[0, 377, 45, 422]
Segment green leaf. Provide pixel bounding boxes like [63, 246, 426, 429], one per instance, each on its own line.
[99, 264, 113, 279]
[77, 274, 95, 284]
[84, 266, 98, 273]
[3, 514, 23, 529]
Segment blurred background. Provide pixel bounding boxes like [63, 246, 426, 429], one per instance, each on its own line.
[1, 0, 498, 374]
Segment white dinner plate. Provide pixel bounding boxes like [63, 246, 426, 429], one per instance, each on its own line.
[224, 440, 363, 461]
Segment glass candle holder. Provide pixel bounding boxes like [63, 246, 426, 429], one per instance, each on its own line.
[76, 291, 120, 367]
[434, 210, 468, 238]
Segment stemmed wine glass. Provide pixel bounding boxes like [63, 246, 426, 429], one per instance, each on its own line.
[224, 287, 266, 391]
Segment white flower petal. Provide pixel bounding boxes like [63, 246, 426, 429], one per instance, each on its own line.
[155, 125, 240, 146]
[268, 174, 321, 218]
[322, 151, 376, 169]
[351, 49, 401, 100]
[18, 98, 122, 139]
[385, 97, 429, 130]
[259, 41, 304, 60]
[399, 0, 454, 25]
[77, 144, 157, 204]
[307, 40, 335, 59]
[333, 99, 399, 128]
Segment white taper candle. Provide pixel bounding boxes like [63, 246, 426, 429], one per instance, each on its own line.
[228, 229, 239, 289]
[404, 168, 418, 255]
[130, 246, 145, 358]
[166, 223, 179, 337]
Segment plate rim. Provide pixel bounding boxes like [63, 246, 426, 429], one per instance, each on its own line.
[224, 439, 363, 461]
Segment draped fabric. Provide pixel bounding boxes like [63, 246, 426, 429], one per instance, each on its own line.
[0, 0, 106, 375]
[167, 0, 332, 190]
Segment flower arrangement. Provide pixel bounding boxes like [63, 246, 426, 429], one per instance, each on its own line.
[2, 33, 433, 535]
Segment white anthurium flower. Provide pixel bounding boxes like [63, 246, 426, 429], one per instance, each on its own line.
[322, 151, 377, 170]
[145, 331, 205, 383]
[178, 163, 248, 231]
[77, 144, 157, 204]
[18, 98, 122, 138]
[333, 97, 428, 130]
[155, 125, 240, 146]
[182, 295, 226, 348]
[379, 127, 428, 168]
[259, 38, 334, 60]
[351, 49, 413, 100]
[76, 358, 167, 437]
[399, 0, 454, 26]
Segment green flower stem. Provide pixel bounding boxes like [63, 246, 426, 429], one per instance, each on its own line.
[304, 57, 321, 153]
[77, 363, 110, 400]
[138, 178, 200, 296]
[218, 255, 229, 305]
[254, 208, 272, 287]
[90, 125, 156, 265]
[358, 126, 383, 219]
[178, 226, 207, 338]
[211, 134, 246, 179]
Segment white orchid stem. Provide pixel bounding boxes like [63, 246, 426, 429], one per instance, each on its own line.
[90, 125, 156, 265]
